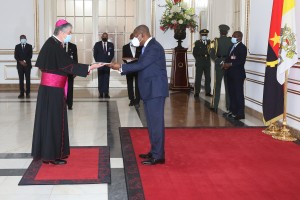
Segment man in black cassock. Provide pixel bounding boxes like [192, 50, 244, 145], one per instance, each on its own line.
[31, 19, 104, 165]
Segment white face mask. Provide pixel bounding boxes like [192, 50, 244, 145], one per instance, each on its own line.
[64, 34, 72, 44]
[131, 35, 141, 47]
[20, 39, 27, 44]
[201, 36, 207, 40]
[231, 37, 238, 44]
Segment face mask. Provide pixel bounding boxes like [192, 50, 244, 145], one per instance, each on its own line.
[64, 34, 72, 43]
[231, 37, 238, 44]
[131, 36, 141, 47]
[102, 38, 108, 42]
[201, 36, 207, 40]
[20, 39, 27, 44]
[130, 39, 133, 45]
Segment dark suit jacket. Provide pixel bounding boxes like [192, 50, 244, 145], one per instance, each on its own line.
[65, 42, 78, 63]
[122, 43, 142, 64]
[14, 43, 33, 68]
[93, 41, 114, 63]
[121, 38, 169, 101]
[225, 42, 247, 79]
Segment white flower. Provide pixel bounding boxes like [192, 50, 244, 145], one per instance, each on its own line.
[181, 2, 188, 10]
[172, 20, 178, 24]
[169, 14, 173, 18]
[185, 15, 191, 20]
[171, 5, 181, 13]
[178, 19, 183, 24]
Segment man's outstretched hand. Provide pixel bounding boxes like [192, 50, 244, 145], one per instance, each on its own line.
[108, 63, 121, 71]
[90, 62, 106, 70]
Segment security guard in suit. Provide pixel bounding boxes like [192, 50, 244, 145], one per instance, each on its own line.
[209, 24, 232, 112]
[193, 29, 212, 97]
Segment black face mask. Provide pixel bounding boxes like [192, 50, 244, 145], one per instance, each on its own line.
[102, 38, 108, 42]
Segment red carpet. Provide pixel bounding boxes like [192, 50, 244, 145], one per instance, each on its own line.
[120, 127, 300, 200]
[19, 146, 110, 185]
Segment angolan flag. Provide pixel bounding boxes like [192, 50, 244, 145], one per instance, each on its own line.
[262, 0, 297, 125]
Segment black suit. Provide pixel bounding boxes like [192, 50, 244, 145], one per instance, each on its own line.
[64, 42, 78, 109]
[93, 41, 114, 95]
[122, 43, 142, 104]
[14, 43, 33, 95]
[225, 42, 247, 117]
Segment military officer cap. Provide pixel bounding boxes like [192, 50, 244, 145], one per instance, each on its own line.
[199, 29, 209, 35]
[219, 24, 230, 32]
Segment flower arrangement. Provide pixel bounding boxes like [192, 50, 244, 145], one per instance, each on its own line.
[160, 0, 198, 33]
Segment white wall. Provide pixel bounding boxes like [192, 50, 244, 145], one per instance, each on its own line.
[0, 0, 45, 85]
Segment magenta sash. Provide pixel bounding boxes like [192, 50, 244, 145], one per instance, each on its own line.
[41, 72, 68, 97]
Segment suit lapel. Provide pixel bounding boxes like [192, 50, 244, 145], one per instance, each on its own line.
[141, 38, 155, 57]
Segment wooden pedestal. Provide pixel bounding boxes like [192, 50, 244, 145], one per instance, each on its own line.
[169, 48, 190, 90]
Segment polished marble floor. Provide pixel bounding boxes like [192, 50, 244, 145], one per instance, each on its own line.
[0, 88, 264, 200]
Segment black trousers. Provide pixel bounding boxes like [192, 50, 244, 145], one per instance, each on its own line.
[17, 66, 31, 95]
[66, 75, 74, 108]
[126, 72, 140, 103]
[97, 67, 110, 94]
[227, 76, 245, 117]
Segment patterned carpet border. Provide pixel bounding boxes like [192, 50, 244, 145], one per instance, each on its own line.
[119, 128, 145, 200]
[18, 146, 111, 185]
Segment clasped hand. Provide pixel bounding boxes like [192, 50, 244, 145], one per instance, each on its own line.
[222, 63, 231, 70]
[108, 63, 121, 71]
[19, 61, 27, 67]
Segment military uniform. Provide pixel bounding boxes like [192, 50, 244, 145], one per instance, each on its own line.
[209, 24, 232, 112]
[193, 29, 212, 97]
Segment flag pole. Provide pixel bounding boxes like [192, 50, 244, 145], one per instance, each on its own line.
[272, 70, 297, 141]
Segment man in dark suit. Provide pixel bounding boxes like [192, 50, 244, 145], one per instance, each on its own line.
[122, 33, 142, 107]
[64, 42, 78, 110]
[14, 35, 33, 98]
[93, 33, 114, 98]
[110, 25, 169, 165]
[223, 31, 247, 120]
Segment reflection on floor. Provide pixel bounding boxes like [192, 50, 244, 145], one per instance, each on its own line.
[0, 88, 264, 200]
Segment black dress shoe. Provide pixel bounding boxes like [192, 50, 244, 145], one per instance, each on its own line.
[194, 93, 199, 98]
[139, 152, 152, 159]
[142, 158, 165, 165]
[210, 107, 218, 113]
[26, 94, 30, 98]
[222, 111, 231, 117]
[43, 159, 67, 165]
[234, 115, 245, 120]
[129, 101, 134, 106]
[68, 106, 73, 110]
[18, 94, 24, 99]
[205, 93, 213, 97]
[104, 94, 110, 98]
[99, 94, 103, 98]
[134, 103, 140, 108]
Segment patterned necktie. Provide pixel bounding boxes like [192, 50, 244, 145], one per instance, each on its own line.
[22, 44, 25, 51]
